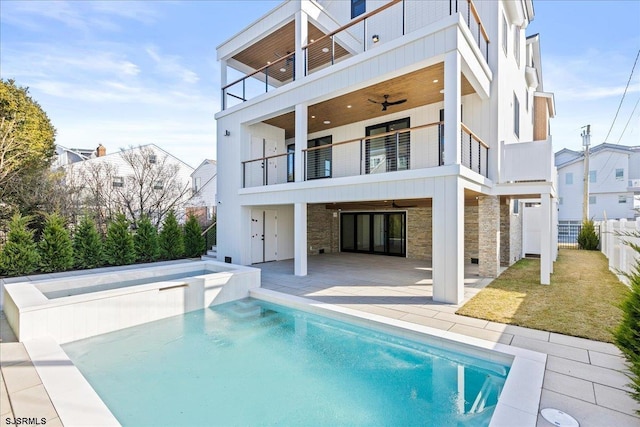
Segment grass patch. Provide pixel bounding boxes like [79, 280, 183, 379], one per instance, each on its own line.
[456, 249, 630, 343]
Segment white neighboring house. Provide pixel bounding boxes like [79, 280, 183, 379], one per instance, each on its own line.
[215, 0, 557, 303]
[185, 159, 218, 225]
[556, 143, 640, 225]
[52, 144, 104, 168]
[63, 144, 194, 225]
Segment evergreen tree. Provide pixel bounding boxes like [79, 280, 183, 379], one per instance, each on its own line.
[577, 219, 599, 250]
[158, 210, 184, 260]
[134, 216, 159, 262]
[73, 215, 103, 269]
[183, 214, 205, 258]
[0, 213, 40, 276]
[38, 213, 73, 273]
[103, 214, 135, 266]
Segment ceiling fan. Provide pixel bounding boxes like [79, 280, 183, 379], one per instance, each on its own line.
[368, 94, 407, 111]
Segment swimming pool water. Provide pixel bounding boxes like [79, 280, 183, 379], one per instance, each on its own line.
[63, 298, 509, 426]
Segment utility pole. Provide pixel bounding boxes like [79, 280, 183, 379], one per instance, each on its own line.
[582, 125, 591, 222]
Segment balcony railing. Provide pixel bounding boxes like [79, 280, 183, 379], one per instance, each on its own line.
[242, 121, 489, 188]
[500, 138, 553, 183]
[461, 124, 489, 177]
[222, 0, 490, 109]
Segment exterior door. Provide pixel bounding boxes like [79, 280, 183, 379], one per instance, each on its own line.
[251, 209, 277, 263]
[523, 203, 542, 256]
[341, 212, 406, 256]
[251, 209, 264, 263]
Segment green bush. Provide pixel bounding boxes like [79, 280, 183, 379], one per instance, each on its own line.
[578, 219, 599, 250]
[158, 210, 184, 260]
[183, 214, 205, 258]
[134, 216, 159, 263]
[38, 213, 74, 273]
[103, 214, 135, 266]
[0, 213, 40, 276]
[615, 240, 640, 412]
[73, 216, 103, 269]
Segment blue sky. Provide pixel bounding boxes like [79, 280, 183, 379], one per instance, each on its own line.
[1, 0, 638, 168]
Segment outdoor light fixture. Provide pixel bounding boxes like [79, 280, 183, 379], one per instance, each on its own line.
[372, 34, 380, 43]
[322, 47, 329, 53]
[280, 67, 287, 72]
[224, 130, 231, 136]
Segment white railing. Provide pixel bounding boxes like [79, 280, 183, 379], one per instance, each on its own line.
[500, 138, 554, 183]
[598, 218, 640, 286]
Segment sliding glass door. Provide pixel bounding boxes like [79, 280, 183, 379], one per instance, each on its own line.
[341, 212, 406, 256]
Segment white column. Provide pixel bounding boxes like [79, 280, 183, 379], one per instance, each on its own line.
[432, 176, 464, 303]
[443, 50, 462, 166]
[540, 193, 551, 285]
[294, 202, 307, 276]
[295, 10, 308, 80]
[295, 103, 308, 182]
[220, 59, 227, 110]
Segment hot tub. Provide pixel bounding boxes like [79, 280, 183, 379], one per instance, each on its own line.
[3, 260, 260, 343]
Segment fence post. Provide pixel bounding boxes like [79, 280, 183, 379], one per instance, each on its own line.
[619, 218, 627, 276]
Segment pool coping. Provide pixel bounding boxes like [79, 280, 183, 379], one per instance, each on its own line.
[251, 288, 547, 427]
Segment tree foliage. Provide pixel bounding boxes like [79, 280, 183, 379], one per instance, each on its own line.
[0, 213, 40, 276]
[134, 216, 159, 263]
[38, 213, 74, 273]
[73, 215, 104, 269]
[158, 210, 184, 260]
[183, 213, 205, 258]
[103, 214, 135, 266]
[578, 219, 599, 250]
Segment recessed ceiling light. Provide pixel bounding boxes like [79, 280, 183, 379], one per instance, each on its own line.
[267, 61, 271, 65]
[310, 39, 315, 43]
[323, 120, 331, 124]
[322, 47, 329, 53]
[439, 89, 445, 94]
[311, 115, 316, 119]
[280, 67, 286, 72]
[347, 105, 352, 108]
[433, 79, 438, 83]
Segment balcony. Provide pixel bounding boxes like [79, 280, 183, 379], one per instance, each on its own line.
[221, 0, 490, 110]
[499, 138, 554, 184]
[242, 121, 488, 188]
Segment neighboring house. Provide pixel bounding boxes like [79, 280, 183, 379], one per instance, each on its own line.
[215, 0, 557, 303]
[63, 144, 194, 226]
[185, 159, 218, 225]
[556, 143, 640, 224]
[52, 144, 105, 168]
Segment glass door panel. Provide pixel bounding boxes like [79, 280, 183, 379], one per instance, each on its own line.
[387, 213, 405, 255]
[356, 214, 370, 251]
[341, 214, 355, 251]
[373, 214, 386, 252]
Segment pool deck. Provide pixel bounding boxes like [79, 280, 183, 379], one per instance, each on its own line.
[1, 253, 639, 426]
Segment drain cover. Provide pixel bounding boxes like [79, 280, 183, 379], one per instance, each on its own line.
[540, 408, 579, 427]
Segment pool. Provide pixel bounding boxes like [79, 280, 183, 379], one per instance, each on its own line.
[63, 297, 511, 426]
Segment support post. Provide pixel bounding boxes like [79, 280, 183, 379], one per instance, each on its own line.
[444, 50, 462, 166]
[540, 193, 551, 285]
[478, 195, 500, 277]
[295, 103, 308, 182]
[220, 59, 227, 110]
[294, 203, 308, 276]
[295, 10, 308, 83]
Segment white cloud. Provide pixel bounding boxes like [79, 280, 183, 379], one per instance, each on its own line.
[146, 46, 200, 84]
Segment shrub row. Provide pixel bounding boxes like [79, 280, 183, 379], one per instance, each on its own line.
[0, 211, 206, 277]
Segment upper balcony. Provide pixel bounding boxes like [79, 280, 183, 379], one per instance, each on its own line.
[219, 0, 490, 110]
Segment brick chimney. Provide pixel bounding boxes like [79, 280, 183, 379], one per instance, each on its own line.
[96, 144, 106, 157]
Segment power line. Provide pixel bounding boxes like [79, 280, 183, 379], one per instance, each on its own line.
[604, 49, 640, 142]
[616, 96, 640, 144]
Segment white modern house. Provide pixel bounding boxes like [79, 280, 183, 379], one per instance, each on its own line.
[215, 0, 556, 303]
[185, 159, 218, 225]
[556, 143, 640, 224]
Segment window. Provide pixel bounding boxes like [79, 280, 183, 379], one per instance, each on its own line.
[558, 197, 563, 205]
[365, 118, 410, 174]
[512, 199, 519, 214]
[148, 154, 157, 164]
[589, 170, 597, 183]
[307, 136, 332, 179]
[287, 143, 295, 182]
[513, 93, 520, 138]
[194, 177, 201, 192]
[502, 16, 508, 55]
[616, 168, 624, 180]
[619, 195, 627, 204]
[153, 180, 163, 190]
[513, 26, 520, 66]
[112, 176, 124, 188]
[589, 195, 596, 205]
[351, 0, 365, 19]
[565, 172, 573, 184]
[525, 91, 529, 112]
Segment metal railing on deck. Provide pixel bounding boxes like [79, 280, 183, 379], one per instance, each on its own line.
[460, 123, 489, 177]
[242, 152, 294, 188]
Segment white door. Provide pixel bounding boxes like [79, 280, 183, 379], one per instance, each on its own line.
[248, 137, 265, 187]
[523, 204, 542, 256]
[251, 209, 278, 263]
[251, 209, 264, 263]
[264, 210, 277, 261]
[265, 139, 278, 185]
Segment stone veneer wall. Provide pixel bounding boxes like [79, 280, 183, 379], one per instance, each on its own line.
[464, 205, 479, 262]
[406, 207, 431, 259]
[500, 200, 511, 265]
[307, 204, 339, 255]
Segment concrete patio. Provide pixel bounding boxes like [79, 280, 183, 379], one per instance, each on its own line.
[0, 253, 638, 426]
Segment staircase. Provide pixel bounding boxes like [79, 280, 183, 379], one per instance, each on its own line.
[201, 245, 217, 261]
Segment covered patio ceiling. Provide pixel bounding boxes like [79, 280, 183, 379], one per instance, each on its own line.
[321, 191, 503, 211]
[264, 63, 475, 138]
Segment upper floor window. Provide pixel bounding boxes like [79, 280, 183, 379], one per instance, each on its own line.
[589, 195, 596, 205]
[194, 177, 202, 192]
[148, 154, 157, 164]
[565, 172, 573, 185]
[619, 195, 627, 204]
[558, 197, 563, 205]
[153, 180, 164, 190]
[351, 0, 365, 19]
[513, 93, 520, 138]
[113, 176, 124, 188]
[502, 16, 508, 56]
[589, 170, 597, 183]
[307, 136, 332, 180]
[616, 168, 624, 180]
[513, 26, 520, 67]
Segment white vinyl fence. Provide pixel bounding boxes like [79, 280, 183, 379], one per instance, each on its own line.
[597, 219, 640, 286]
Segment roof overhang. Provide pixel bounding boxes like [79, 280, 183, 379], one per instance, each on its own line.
[535, 91, 555, 118]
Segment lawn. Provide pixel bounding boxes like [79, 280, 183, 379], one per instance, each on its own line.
[456, 249, 630, 343]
